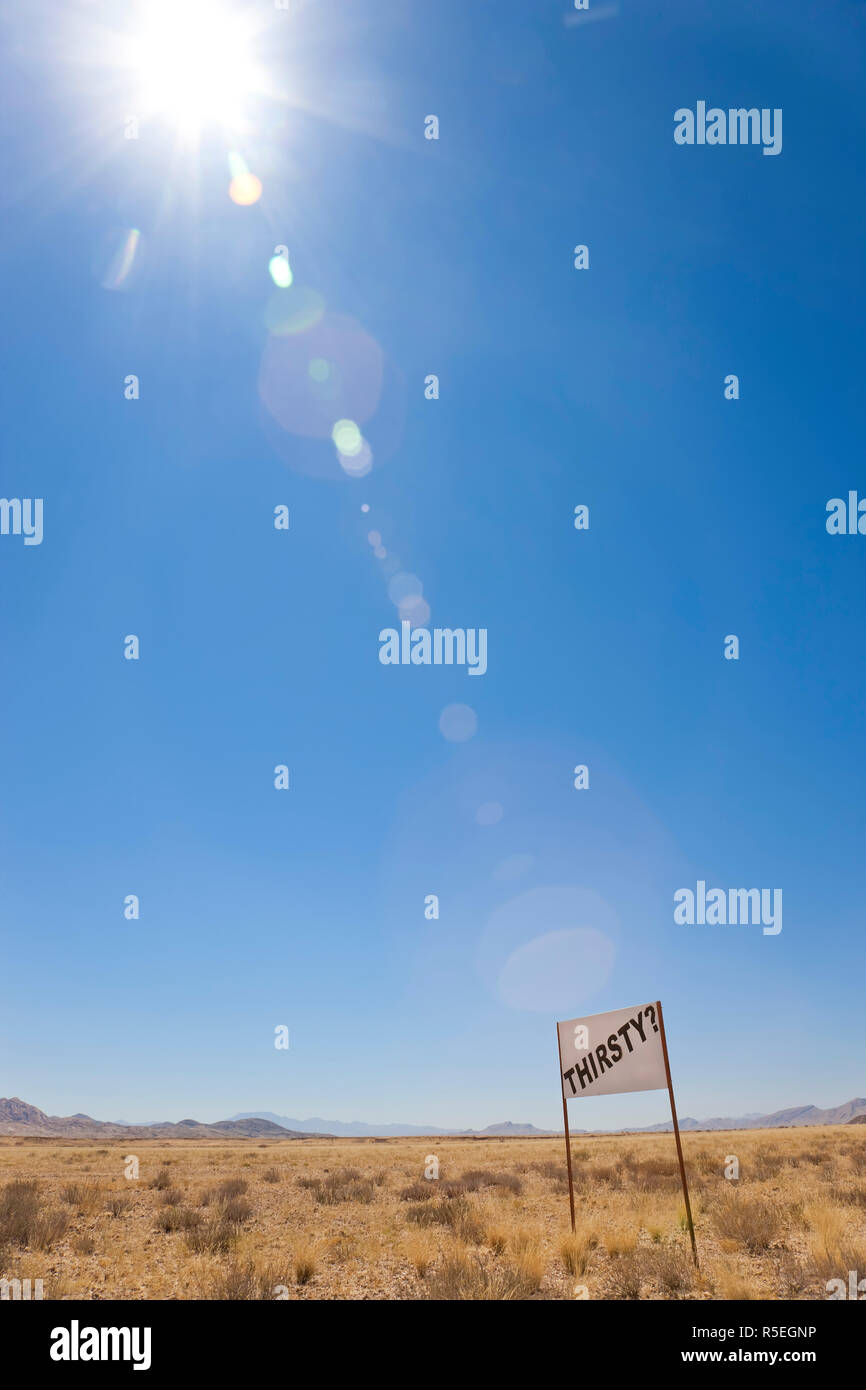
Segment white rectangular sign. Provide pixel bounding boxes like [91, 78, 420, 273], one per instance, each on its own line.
[557, 1002, 667, 1102]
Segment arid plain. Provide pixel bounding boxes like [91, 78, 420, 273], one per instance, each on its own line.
[1, 1128, 864, 1300]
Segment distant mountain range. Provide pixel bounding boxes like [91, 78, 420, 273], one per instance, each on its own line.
[2, 1096, 864, 1140]
[228, 1111, 553, 1138]
[231, 1100, 866, 1136]
[0, 1098, 328, 1140]
[0, 1098, 551, 1140]
[627, 1098, 866, 1132]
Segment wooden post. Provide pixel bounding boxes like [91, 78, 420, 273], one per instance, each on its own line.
[556, 1023, 576, 1232]
[656, 999, 698, 1267]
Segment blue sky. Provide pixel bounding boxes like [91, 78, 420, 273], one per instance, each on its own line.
[1, 0, 864, 1131]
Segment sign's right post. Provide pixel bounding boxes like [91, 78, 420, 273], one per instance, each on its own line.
[656, 998, 698, 1268]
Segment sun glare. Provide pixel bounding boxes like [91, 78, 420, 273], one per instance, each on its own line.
[131, 0, 260, 133]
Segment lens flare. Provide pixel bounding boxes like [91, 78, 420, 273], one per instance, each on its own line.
[331, 419, 362, 456]
[439, 704, 478, 743]
[229, 172, 262, 205]
[387, 571, 422, 606]
[268, 253, 292, 288]
[258, 312, 391, 480]
[101, 228, 141, 291]
[264, 286, 325, 338]
[399, 595, 430, 626]
[337, 438, 372, 477]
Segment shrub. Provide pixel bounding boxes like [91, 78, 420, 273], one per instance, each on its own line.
[294, 1247, 317, 1285]
[607, 1251, 643, 1300]
[215, 1178, 248, 1201]
[30, 1210, 70, 1251]
[0, 1180, 41, 1247]
[460, 1169, 523, 1196]
[204, 1260, 287, 1300]
[560, 1228, 597, 1278]
[642, 1247, 694, 1296]
[221, 1197, 253, 1226]
[422, 1252, 538, 1301]
[400, 1181, 435, 1202]
[406, 1196, 484, 1244]
[60, 1182, 101, 1212]
[186, 1217, 237, 1254]
[712, 1193, 781, 1252]
[156, 1206, 202, 1233]
[302, 1170, 376, 1205]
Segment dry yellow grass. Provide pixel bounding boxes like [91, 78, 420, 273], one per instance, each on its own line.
[0, 1126, 863, 1299]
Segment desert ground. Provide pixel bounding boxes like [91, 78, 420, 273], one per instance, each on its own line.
[1, 1127, 864, 1300]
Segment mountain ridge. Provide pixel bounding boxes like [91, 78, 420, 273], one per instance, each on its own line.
[3, 1096, 864, 1139]
[0, 1098, 328, 1140]
[629, 1097, 866, 1133]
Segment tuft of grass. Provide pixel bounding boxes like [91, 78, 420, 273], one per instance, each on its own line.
[0, 1180, 70, 1254]
[830, 1182, 866, 1209]
[603, 1224, 639, 1257]
[60, 1182, 101, 1213]
[713, 1264, 762, 1300]
[406, 1196, 484, 1244]
[185, 1216, 237, 1254]
[0, 1180, 41, 1247]
[293, 1246, 317, 1285]
[712, 1193, 781, 1252]
[607, 1251, 643, 1300]
[513, 1246, 545, 1293]
[32, 1210, 71, 1251]
[641, 1247, 694, 1297]
[218, 1178, 248, 1200]
[400, 1181, 435, 1202]
[591, 1164, 622, 1190]
[485, 1227, 508, 1255]
[400, 1178, 436, 1200]
[421, 1251, 539, 1301]
[560, 1226, 598, 1279]
[221, 1197, 253, 1226]
[155, 1206, 202, 1233]
[324, 1233, 357, 1263]
[460, 1169, 523, 1196]
[405, 1234, 435, 1277]
[301, 1170, 376, 1205]
[204, 1259, 288, 1300]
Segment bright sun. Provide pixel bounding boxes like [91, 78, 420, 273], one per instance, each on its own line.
[131, 0, 260, 133]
